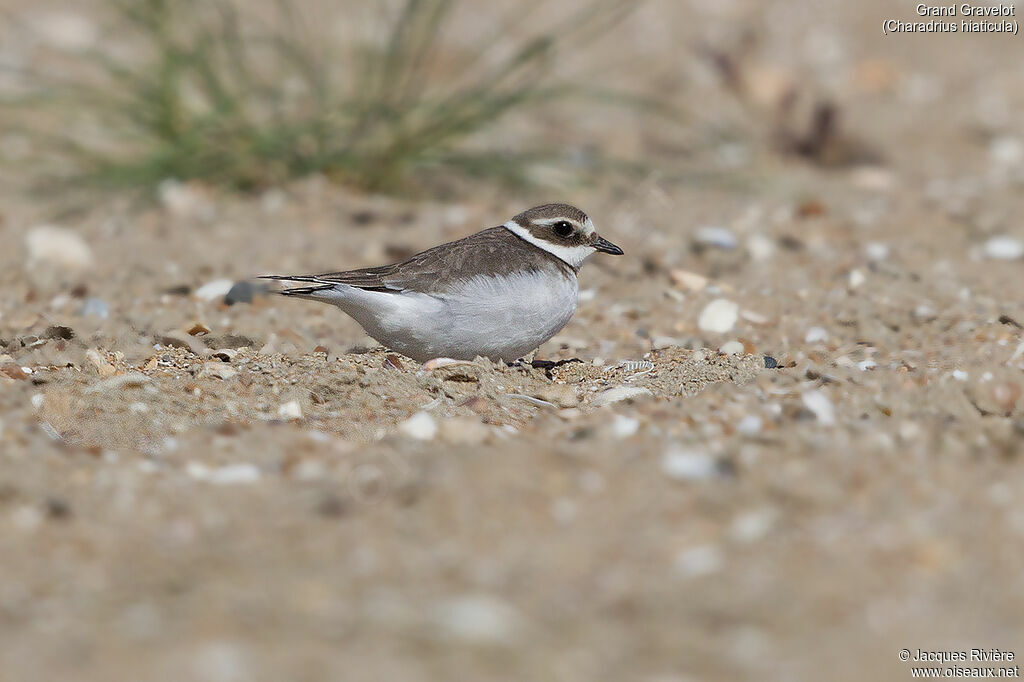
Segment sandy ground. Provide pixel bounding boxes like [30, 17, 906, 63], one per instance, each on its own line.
[2, 1, 1024, 681]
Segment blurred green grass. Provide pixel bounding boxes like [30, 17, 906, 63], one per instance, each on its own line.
[2, 0, 663, 198]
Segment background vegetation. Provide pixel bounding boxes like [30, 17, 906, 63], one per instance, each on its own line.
[2, 0, 655, 198]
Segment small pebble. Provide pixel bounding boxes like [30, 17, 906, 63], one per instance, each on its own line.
[864, 242, 890, 261]
[992, 382, 1021, 413]
[534, 384, 578, 408]
[194, 279, 235, 303]
[84, 373, 152, 394]
[277, 400, 303, 420]
[591, 386, 652, 407]
[694, 226, 738, 249]
[736, 415, 762, 436]
[438, 417, 490, 445]
[669, 269, 709, 291]
[0, 364, 28, 381]
[698, 298, 739, 333]
[674, 545, 723, 578]
[952, 370, 969, 382]
[79, 298, 109, 318]
[431, 595, 522, 645]
[25, 225, 94, 271]
[610, 414, 640, 438]
[730, 508, 777, 542]
[719, 340, 744, 355]
[398, 411, 437, 440]
[661, 448, 718, 481]
[224, 281, 263, 306]
[984, 236, 1024, 261]
[746, 234, 776, 261]
[10, 505, 43, 532]
[186, 462, 261, 485]
[849, 269, 866, 288]
[805, 326, 828, 343]
[990, 136, 1024, 165]
[199, 363, 238, 380]
[158, 179, 213, 219]
[801, 390, 835, 426]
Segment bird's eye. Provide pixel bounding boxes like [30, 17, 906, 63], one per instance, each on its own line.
[553, 221, 574, 237]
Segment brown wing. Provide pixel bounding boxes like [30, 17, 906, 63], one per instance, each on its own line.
[264, 227, 562, 295]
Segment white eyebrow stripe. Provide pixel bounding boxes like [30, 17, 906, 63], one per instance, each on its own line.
[503, 220, 595, 268]
[531, 217, 581, 227]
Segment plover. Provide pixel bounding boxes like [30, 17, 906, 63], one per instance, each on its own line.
[263, 203, 623, 362]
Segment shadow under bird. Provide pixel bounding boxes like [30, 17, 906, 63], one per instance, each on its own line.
[262, 203, 623, 362]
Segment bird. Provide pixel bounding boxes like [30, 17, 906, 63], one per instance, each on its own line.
[262, 203, 623, 363]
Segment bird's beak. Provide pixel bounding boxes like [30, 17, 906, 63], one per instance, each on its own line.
[592, 235, 624, 255]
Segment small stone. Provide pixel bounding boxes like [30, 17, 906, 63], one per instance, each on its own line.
[420, 357, 464, 371]
[535, 384, 578, 408]
[698, 298, 739, 333]
[187, 462, 261, 485]
[984, 236, 1024, 261]
[674, 545, 723, 578]
[277, 400, 303, 420]
[736, 415, 762, 436]
[224, 281, 265, 306]
[693, 225, 738, 249]
[992, 382, 1021, 414]
[10, 505, 43, 532]
[44, 325, 75, 340]
[801, 390, 835, 426]
[740, 310, 770, 325]
[746, 234, 776, 261]
[194, 279, 235, 303]
[25, 225, 94, 271]
[84, 372, 152, 394]
[30, 394, 45, 409]
[849, 269, 866, 288]
[610, 414, 640, 438]
[154, 332, 206, 356]
[805, 327, 828, 343]
[0, 364, 28, 381]
[864, 242, 890, 261]
[79, 298, 109, 318]
[591, 386, 653, 407]
[209, 349, 238, 362]
[186, 322, 211, 336]
[199, 363, 238, 380]
[398, 411, 437, 440]
[990, 135, 1024, 166]
[431, 595, 522, 645]
[661, 448, 718, 481]
[952, 370, 969, 382]
[438, 417, 490, 445]
[157, 179, 213, 219]
[669, 269, 709, 291]
[719, 340, 744, 355]
[551, 498, 576, 524]
[730, 508, 777, 542]
[31, 11, 97, 51]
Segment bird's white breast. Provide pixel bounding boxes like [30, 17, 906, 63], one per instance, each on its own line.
[314, 269, 578, 362]
[437, 269, 578, 361]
